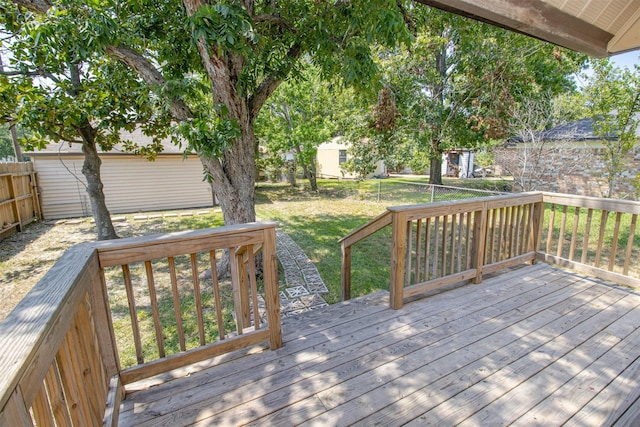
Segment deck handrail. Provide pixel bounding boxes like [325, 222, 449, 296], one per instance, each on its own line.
[0, 221, 281, 426]
[341, 191, 640, 309]
[339, 211, 392, 300]
[539, 192, 640, 289]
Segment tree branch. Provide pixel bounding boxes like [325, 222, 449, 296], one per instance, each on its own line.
[253, 14, 296, 32]
[12, 0, 50, 14]
[105, 45, 193, 121]
[248, 42, 302, 120]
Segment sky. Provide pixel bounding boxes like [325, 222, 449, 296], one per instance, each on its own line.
[574, 49, 639, 88]
[609, 50, 640, 69]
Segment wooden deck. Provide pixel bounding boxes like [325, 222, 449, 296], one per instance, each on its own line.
[117, 263, 640, 426]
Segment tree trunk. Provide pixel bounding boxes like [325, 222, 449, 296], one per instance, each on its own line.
[78, 126, 118, 240]
[199, 129, 257, 226]
[308, 157, 318, 191]
[10, 125, 23, 162]
[429, 153, 443, 185]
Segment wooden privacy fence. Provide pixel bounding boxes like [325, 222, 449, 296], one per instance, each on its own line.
[0, 162, 40, 239]
[341, 192, 640, 309]
[0, 222, 281, 426]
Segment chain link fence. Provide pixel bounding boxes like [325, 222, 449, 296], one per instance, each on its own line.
[328, 178, 510, 204]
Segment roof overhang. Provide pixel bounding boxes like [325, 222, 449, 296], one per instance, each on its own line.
[414, 0, 640, 58]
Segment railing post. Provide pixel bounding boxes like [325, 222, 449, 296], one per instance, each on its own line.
[390, 211, 408, 309]
[341, 242, 351, 301]
[263, 227, 282, 349]
[531, 200, 545, 262]
[471, 202, 489, 284]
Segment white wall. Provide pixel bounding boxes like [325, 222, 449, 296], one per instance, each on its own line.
[32, 155, 213, 219]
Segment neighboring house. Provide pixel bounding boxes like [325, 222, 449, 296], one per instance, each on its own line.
[442, 149, 475, 178]
[316, 137, 386, 179]
[27, 130, 214, 219]
[495, 117, 640, 198]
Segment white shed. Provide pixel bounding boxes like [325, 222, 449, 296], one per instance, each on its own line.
[442, 149, 475, 178]
[28, 133, 214, 219]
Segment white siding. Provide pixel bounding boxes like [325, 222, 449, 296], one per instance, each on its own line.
[32, 155, 213, 219]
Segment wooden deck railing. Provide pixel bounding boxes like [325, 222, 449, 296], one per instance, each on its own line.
[539, 192, 640, 288]
[341, 192, 640, 309]
[0, 222, 281, 426]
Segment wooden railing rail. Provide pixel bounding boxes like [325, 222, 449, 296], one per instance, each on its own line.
[94, 222, 281, 385]
[539, 192, 640, 289]
[387, 193, 543, 309]
[340, 193, 544, 309]
[342, 191, 640, 309]
[0, 244, 119, 426]
[339, 211, 392, 300]
[0, 221, 281, 426]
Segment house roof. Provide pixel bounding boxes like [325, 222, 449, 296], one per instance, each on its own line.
[416, 0, 640, 57]
[511, 115, 640, 143]
[26, 128, 188, 156]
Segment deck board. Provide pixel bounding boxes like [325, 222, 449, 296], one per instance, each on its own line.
[118, 264, 640, 426]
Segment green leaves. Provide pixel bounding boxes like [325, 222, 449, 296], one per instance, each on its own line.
[175, 105, 241, 162]
[190, 3, 257, 57]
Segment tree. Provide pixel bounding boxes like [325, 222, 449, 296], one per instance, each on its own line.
[0, 4, 169, 239]
[256, 65, 334, 191]
[344, 8, 587, 183]
[497, 96, 590, 191]
[7, 0, 409, 228]
[584, 59, 640, 198]
[0, 124, 15, 159]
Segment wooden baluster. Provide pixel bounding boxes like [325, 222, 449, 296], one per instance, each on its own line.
[441, 216, 449, 277]
[76, 297, 107, 418]
[209, 250, 225, 340]
[449, 213, 457, 274]
[521, 204, 532, 255]
[230, 248, 245, 334]
[406, 221, 413, 285]
[498, 207, 506, 261]
[168, 256, 186, 351]
[415, 219, 423, 283]
[122, 265, 144, 364]
[70, 308, 101, 422]
[557, 205, 568, 258]
[623, 214, 637, 276]
[424, 217, 431, 280]
[509, 205, 518, 258]
[56, 332, 91, 426]
[44, 363, 72, 426]
[608, 212, 623, 272]
[144, 261, 165, 357]
[488, 209, 497, 264]
[189, 254, 206, 346]
[432, 216, 440, 278]
[465, 212, 473, 269]
[546, 204, 556, 255]
[569, 207, 580, 261]
[595, 210, 609, 268]
[581, 209, 594, 264]
[472, 203, 489, 284]
[247, 246, 261, 329]
[240, 251, 252, 328]
[32, 382, 55, 426]
[457, 213, 463, 272]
